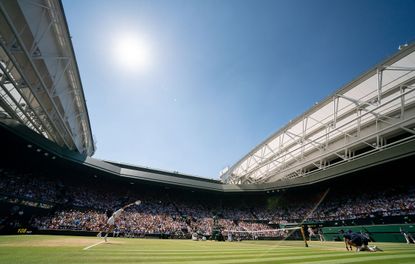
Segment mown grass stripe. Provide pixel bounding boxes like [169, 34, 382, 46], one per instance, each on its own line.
[295, 253, 415, 264]
[78, 252, 357, 264]
[87, 251, 343, 257]
[81, 251, 350, 261]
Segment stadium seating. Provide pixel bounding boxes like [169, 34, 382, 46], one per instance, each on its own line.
[1, 167, 414, 239]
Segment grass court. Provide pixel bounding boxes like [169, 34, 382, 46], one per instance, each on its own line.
[0, 235, 414, 263]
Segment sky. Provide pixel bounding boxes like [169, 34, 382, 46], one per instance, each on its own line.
[62, 0, 415, 179]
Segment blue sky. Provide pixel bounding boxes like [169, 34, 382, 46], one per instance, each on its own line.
[62, 0, 415, 179]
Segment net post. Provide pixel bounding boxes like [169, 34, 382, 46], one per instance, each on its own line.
[300, 226, 309, 247]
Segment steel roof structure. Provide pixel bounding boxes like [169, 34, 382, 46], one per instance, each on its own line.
[0, 0, 94, 155]
[222, 43, 415, 184]
[2, 116, 415, 193]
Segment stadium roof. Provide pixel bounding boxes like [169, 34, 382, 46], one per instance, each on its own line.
[0, 0, 94, 155]
[223, 43, 415, 184]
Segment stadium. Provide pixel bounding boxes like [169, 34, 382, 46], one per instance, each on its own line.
[0, 0, 415, 263]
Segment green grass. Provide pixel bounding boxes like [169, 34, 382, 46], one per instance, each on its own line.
[0, 235, 414, 263]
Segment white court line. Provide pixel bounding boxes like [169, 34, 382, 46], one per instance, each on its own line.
[87, 248, 303, 252]
[83, 240, 105, 250]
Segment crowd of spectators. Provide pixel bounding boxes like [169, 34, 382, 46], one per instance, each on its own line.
[250, 188, 415, 224]
[1, 168, 414, 238]
[0, 169, 60, 204]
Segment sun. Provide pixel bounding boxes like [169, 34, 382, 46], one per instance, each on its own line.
[113, 34, 153, 72]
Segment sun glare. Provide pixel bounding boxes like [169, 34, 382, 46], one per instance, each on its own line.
[114, 34, 153, 72]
